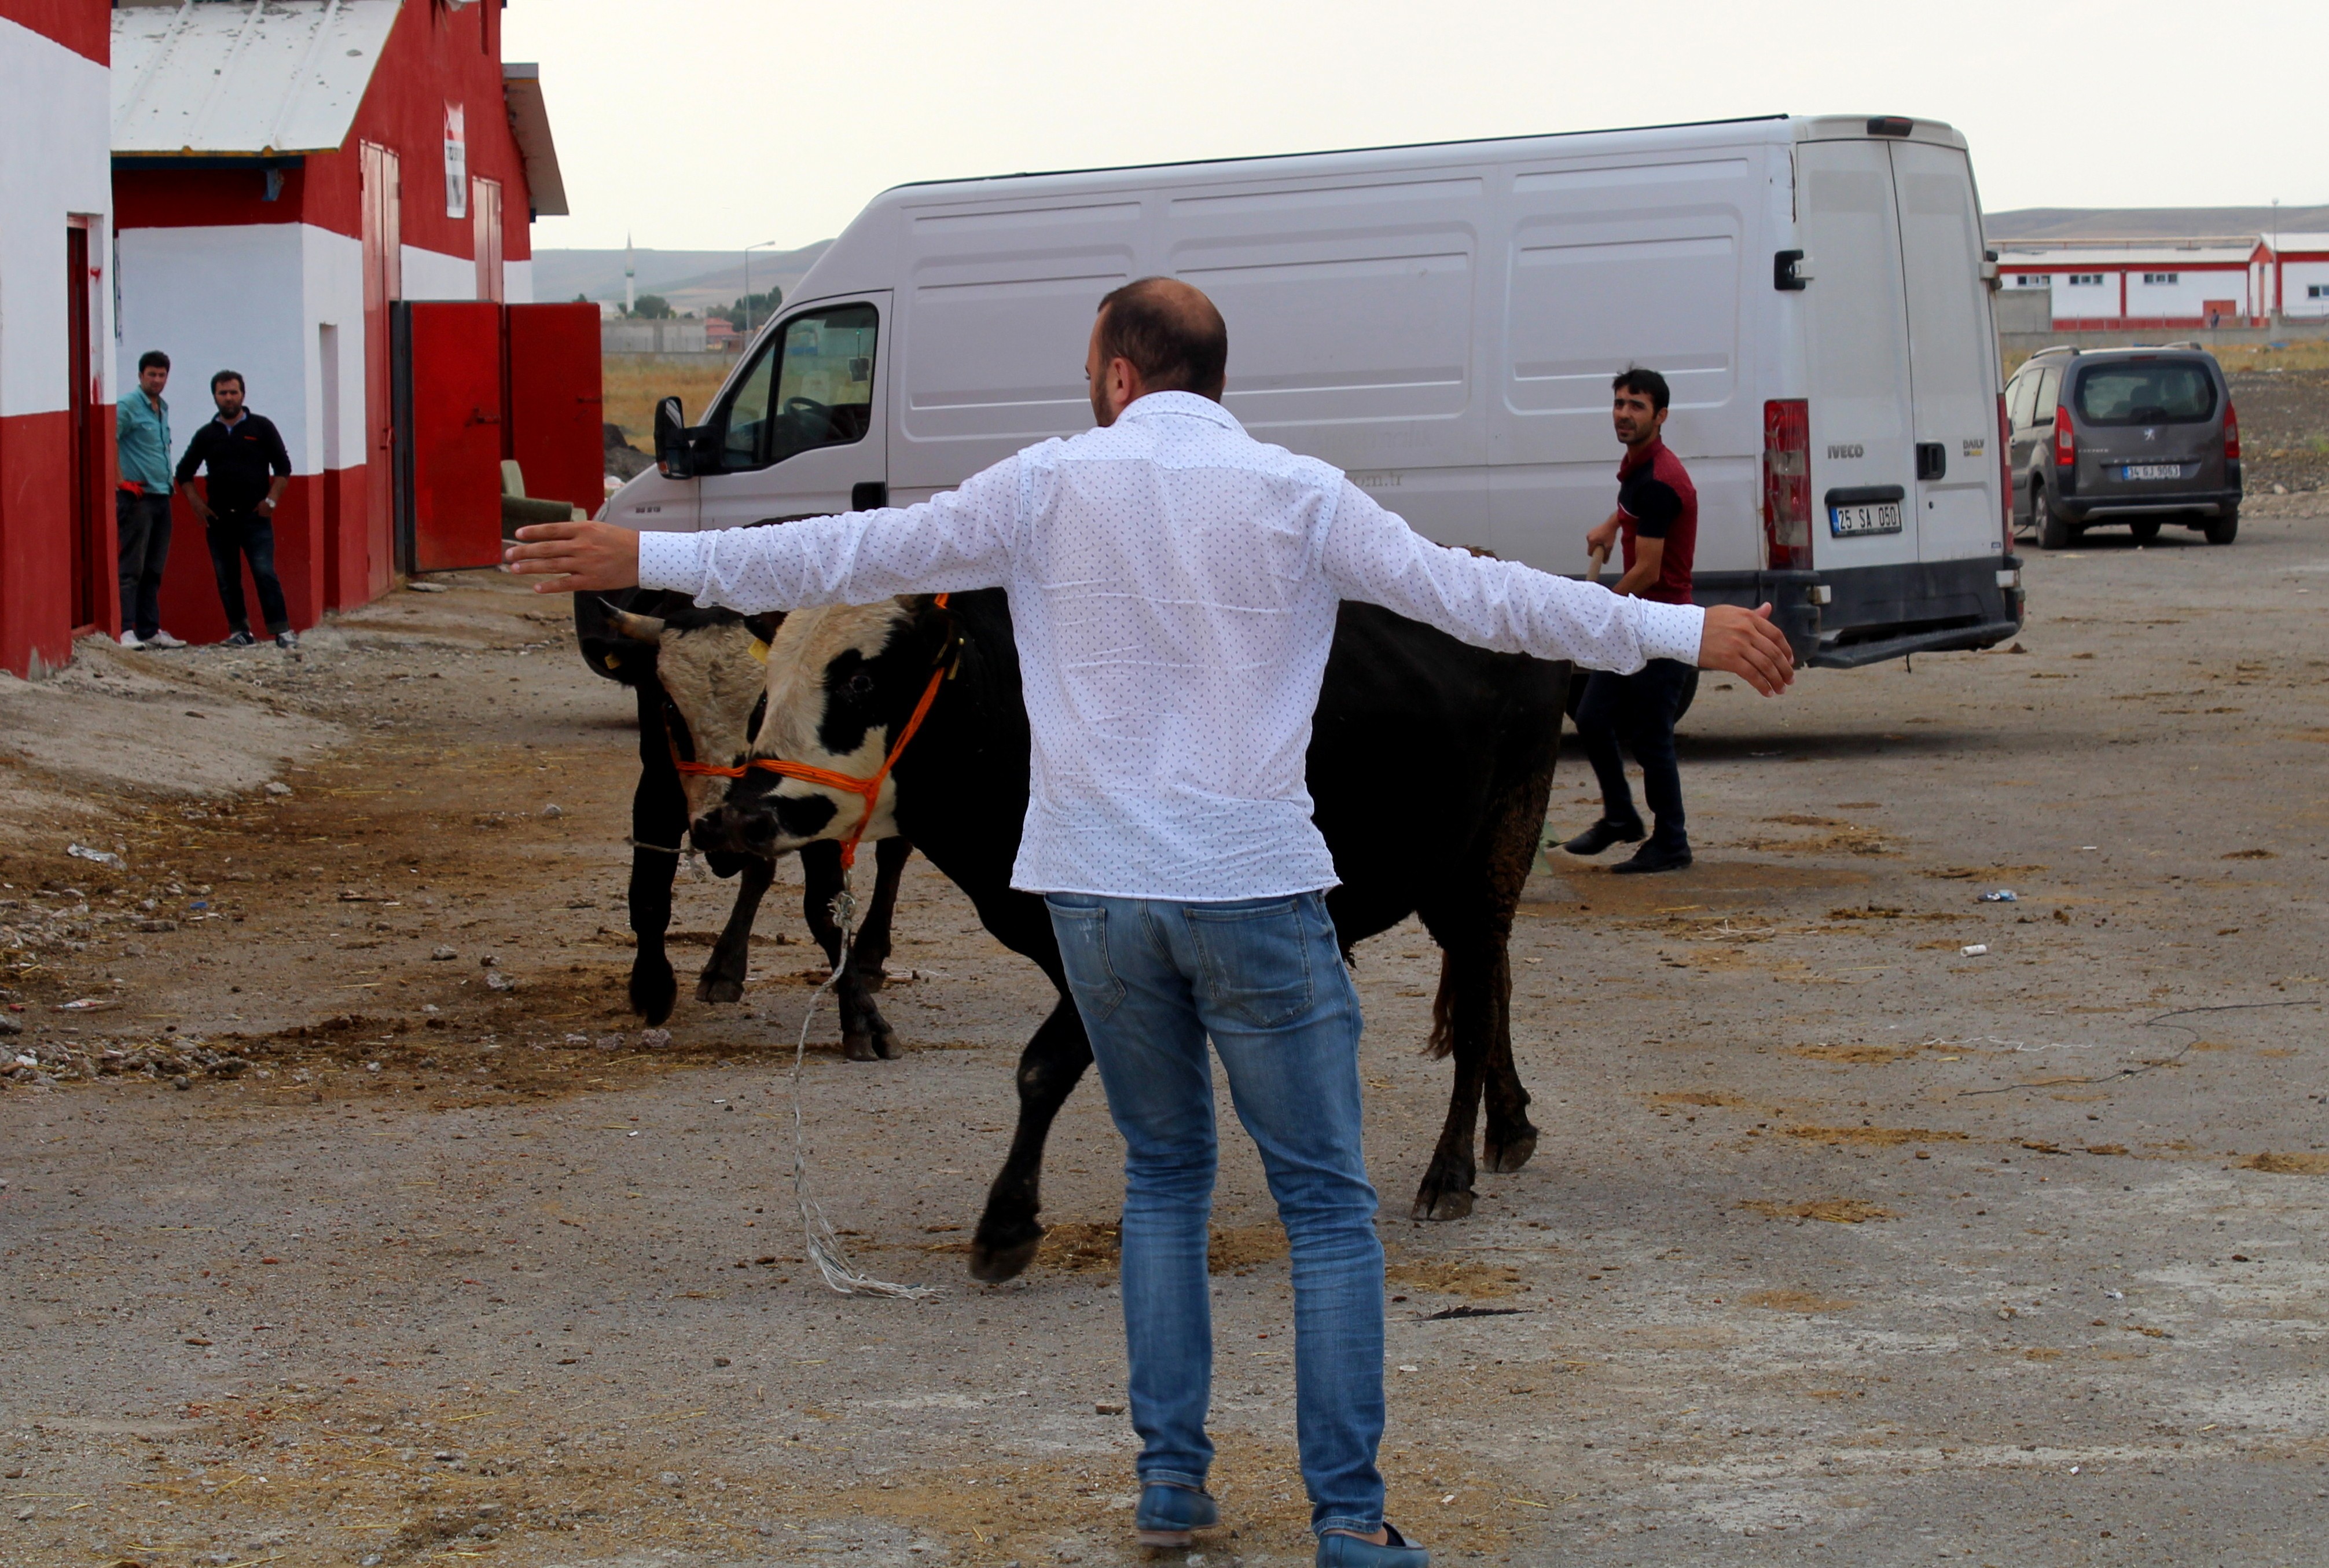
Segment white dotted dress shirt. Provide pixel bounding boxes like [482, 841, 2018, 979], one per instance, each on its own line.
[638, 391, 1704, 902]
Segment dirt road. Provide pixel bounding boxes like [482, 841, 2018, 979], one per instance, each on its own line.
[3, 500, 2324, 1568]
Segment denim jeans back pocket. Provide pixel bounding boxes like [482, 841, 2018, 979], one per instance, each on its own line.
[1045, 899, 1126, 1025]
[1184, 898, 1316, 1030]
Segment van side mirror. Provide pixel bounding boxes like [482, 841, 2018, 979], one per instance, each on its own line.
[653, 396, 689, 478]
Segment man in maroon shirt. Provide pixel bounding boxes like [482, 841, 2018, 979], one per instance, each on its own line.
[1563, 367, 1699, 873]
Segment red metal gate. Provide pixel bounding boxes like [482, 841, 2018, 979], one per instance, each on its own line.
[505, 303, 604, 518]
[396, 301, 505, 572]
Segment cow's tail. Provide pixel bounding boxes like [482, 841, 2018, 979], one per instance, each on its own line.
[1426, 952, 1457, 1060]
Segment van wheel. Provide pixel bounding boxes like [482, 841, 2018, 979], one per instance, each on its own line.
[2203, 510, 2238, 545]
[2129, 517, 2162, 545]
[2037, 490, 2075, 550]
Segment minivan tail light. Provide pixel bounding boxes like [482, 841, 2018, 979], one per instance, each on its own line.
[1762, 399, 1812, 570]
[1997, 393, 2012, 542]
[2224, 400, 2240, 461]
[2053, 405, 2075, 468]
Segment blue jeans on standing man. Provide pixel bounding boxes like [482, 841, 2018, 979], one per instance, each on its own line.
[1045, 890, 1387, 1538]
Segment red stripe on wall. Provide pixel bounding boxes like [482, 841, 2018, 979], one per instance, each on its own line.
[0, 0, 108, 65]
[0, 408, 80, 677]
[156, 470, 363, 645]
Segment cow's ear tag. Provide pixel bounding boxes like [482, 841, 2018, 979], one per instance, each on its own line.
[748, 638, 770, 664]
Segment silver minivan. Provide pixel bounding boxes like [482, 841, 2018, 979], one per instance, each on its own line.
[2005, 346, 2241, 548]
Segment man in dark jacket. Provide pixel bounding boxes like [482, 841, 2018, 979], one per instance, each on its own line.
[175, 370, 297, 648]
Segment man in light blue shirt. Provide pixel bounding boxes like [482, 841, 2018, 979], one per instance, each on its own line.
[115, 349, 185, 649]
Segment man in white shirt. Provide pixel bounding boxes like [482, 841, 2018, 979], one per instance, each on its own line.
[508, 278, 1792, 1567]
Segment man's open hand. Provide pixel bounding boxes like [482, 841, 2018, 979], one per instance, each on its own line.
[502, 521, 641, 594]
[1696, 603, 1795, 696]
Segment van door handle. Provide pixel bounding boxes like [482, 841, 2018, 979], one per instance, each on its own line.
[851, 481, 888, 511]
[1915, 442, 1946, 481]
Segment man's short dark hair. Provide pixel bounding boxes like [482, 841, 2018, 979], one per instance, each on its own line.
[1095, 278, 1228, 400]
[1612, 366, 1670, 413]
[137, 350, 170, 374]
[211, 369, 245, 394]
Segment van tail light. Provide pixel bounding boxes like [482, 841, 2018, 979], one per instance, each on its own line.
[1762, 399, 1812, 570]
[2053, 405, 2075, 468]
[2224, 401, 2240, 461]
[1997, 393, 2012, 542]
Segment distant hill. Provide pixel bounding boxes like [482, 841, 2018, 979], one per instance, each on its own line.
[1987, 206, 2329, 241]
[531, 243, 833, 316]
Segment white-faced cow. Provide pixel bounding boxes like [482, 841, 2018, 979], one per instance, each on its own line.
[696, 589, 1567, 1281]
[589, 596, 912, 1060]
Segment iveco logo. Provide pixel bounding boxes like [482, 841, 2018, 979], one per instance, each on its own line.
[1826, 443, 1864, 460]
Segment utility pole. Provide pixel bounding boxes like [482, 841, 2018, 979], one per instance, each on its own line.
[624, 232, 635, 316]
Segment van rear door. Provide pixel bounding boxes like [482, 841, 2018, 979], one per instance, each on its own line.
[1796, 138, 1919, 572]
[1891, 141, 2001, 561]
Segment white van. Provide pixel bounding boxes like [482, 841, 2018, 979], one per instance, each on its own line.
[592, 113, 2022, 669]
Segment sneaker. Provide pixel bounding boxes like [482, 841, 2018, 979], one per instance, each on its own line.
[1561, 818, 1645, 857]
[223, 630, 258, 648]
[1318, 1522, 1428, 1566]
[274, 629, 300, 651]
[1610, 839, 1692, 875]
[1133, 1482, 1219, 1549]
[142, 629, 188, 649]
[118, 629, 144, 649]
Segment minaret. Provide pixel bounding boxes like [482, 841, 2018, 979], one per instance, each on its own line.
[624, 233, 635, 315]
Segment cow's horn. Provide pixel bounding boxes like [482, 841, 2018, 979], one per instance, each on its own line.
[607, 608, 667, 642]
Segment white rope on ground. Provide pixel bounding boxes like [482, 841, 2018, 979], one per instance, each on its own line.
[787, 877, 936, 1301]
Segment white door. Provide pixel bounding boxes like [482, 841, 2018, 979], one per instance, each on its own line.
[1797, 138, 1919, 572]
[698, 293, 891, 532]
[1891, 141, 2001, 563]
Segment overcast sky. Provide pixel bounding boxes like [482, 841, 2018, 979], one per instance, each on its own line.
[506, 0, 2328, 254]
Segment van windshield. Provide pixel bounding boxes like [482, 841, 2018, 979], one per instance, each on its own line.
[2073, 361, 2216, 425]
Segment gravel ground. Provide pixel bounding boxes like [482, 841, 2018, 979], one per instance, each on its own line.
[2, 497, 2325, 1568]
[2229, 369, 2329, 497]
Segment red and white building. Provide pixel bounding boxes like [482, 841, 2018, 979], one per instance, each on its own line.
[2265, 234, 2329, 320]
[110, 0, 568, 643]
[0, 0, 115, 677]
[1995, 240, 2266, 330]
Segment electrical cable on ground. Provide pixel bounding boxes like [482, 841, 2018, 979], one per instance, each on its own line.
[787, 879, 934, 1299]
[1955, 997, 2321, 1097]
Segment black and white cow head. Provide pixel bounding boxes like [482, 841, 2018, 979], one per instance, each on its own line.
[601, 603, 785, 825]
[693, 597, 932, 858]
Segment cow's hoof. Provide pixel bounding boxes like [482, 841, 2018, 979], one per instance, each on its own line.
[842, 1030, 882, 1063]
[695, 974, 745, 1005]
[630, 962, 677, 1026]
[1482, 1128, 1538, 1174]
[1410, 1187, 1475, 1222]
[968, 1229, 1044, 1283]
[866, 1016, 902, 1060]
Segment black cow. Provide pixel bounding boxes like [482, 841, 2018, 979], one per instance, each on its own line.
[590, 597, 912, 1060]
[697, 590, 1568, 1281]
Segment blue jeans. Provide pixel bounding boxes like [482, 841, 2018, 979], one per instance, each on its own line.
[1045, 890, 1386, 1537]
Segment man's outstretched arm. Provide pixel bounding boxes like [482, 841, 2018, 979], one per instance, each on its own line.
[1320, 480, 1795, 696]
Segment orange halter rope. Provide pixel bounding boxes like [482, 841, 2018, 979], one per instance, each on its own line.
[668, 595, 952, 869]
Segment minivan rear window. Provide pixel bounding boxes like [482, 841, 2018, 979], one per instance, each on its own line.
[2073, 361, 2217, 425]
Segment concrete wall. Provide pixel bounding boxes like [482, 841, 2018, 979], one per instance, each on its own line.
[603, 320, 707, 354]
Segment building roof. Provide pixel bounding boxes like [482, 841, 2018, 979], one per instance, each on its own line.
[112, 0, 402, 157]
[1994, 241, 2257, 269]
[501, 63, 568, 217]
[2264, 232, 2329, 255]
